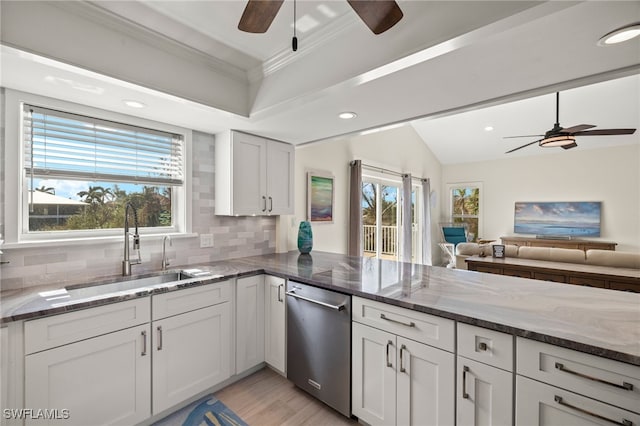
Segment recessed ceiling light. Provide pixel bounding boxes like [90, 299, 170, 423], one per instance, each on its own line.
[484, 126, 494, 132]
[123, 100, 146, 108]
[339, 112, 357, 120]
[598, 23, 640, 46]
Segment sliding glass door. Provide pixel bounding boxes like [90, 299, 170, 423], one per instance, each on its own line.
[362, 178, 421, 261]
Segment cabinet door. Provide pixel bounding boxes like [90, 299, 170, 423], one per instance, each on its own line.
[516, 376, 640, 426]
[152, 303, 231, 414]
[397, 337, 455, 426]
[264, 275, 286, 374]
[232, 132, 267, 215]
[266, 141, 294, 215]
[352, 322, 396, 426]
[25, 324, 151, 426]
[236, 275, 265, 373]
[457, 357, 513, 426]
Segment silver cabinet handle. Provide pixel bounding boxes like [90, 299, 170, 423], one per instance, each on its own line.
[268, 196, 273, 212]
[555, 363, 633, 391]
[141, 330, 147, 356]
[386, 340, 393, 368]
[554, 396, 632, 426]
[478, 342, 488, 351]
[262, 196, 267, 212]
[285, 290, 345, 311]
[399, 344, 407, 373]
[462, 365, 470, 399]
[277, 284, 283, 302]
[157, 326, 163, 351]
[380, 313, 415, 328]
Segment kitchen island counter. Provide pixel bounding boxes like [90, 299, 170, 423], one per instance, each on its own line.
[2, 251, 639, 366]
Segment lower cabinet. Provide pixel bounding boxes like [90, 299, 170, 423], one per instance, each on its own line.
[25, 323, 151, 426]
[235, 275, 265, 374]
[352, 322, 454, 426]
[152, 302, 231, 414]
[456, 357, 513, 426]
[264, 275, 286, 374]
[516, 376, 640, 426]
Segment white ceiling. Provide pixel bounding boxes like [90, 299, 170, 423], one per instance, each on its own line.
[1, 0, 639, 165]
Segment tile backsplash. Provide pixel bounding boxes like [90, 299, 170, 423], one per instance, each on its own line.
[0, 112, 276, 290]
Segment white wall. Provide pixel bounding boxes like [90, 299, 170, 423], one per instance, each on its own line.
[287, 124, 442, 261]
[442, 144, 640, 252]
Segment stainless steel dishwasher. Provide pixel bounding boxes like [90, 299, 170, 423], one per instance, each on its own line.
[286, 280, 352, 417]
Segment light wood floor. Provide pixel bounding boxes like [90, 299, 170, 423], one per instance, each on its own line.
[216, 367, 359, 426]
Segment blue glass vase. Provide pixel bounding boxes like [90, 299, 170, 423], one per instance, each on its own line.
[297, 221, 313, 254]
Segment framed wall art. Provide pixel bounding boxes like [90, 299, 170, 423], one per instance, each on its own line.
[307, 171, 334, 223]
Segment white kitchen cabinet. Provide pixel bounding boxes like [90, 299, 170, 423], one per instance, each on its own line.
[25, 323, 151, 426]
[215, 130, 294, 216]
[235, 275, 265, 374]
[456, 323, 514, 426]
[352, 321, 455, 426]
[457, 357, 513, 426]
[264, 275, 286, 374]
[152, 302, 231, 414]
[516, 376, 640, 426]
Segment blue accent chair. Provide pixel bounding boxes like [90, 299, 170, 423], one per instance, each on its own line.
[441, 226, 468, 248]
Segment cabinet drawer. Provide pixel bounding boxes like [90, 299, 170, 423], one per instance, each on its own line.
[517, 338, 640, 413]
[25, 298, 150, 354]
[516, 376, 640, 426]
[533, 271, 566, 283]
[568, 276, 606, 288]
[152, 280, 231, 320]
[458, 323, 513, 371]
[503, 268, 532, 279]
[475, 265, 503, 274]
[352, 297, 454, 352]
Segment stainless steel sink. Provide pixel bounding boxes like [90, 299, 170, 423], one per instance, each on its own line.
[64, 271, 194, 296]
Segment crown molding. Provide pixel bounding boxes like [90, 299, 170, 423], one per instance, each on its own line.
[58, 1, 250, 84]
[247, 13, 357, 84]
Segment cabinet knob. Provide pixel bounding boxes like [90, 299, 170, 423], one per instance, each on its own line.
[478, 342, 488, 351]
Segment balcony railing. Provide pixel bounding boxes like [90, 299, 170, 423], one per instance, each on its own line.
[363, 224, 398, 255]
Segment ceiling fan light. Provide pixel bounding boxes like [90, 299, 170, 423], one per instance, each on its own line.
[539, 135, 576, 148]
[598, 23, 640, 46]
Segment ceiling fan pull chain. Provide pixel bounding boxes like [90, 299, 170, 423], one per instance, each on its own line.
[555, 92, 560, 128]
[292, 0, 298, 51]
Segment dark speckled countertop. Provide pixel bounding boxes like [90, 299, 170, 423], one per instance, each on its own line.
[2, 251, 639, 366]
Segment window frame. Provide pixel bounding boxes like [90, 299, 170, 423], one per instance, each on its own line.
[446, 181, 483, 242]
[3, 89, 193, 246]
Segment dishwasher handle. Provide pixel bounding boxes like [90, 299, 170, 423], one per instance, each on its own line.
[286, 289, 346, 311]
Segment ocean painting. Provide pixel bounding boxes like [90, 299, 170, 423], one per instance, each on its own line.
[514, 202, 601, 237]
[308, 174, 334, 222]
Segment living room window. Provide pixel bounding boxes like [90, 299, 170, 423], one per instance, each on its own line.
[3, 90, 192, 244]
[447, 182, 482, 242]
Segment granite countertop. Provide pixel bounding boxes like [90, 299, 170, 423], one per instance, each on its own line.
[2, 251, 639, 366]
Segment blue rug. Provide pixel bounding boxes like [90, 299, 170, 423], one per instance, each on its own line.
[153, 395, 248, 426]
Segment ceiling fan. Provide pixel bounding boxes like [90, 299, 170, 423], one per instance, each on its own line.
[505, 92, 636, 154]
[238, 0, 403, 35]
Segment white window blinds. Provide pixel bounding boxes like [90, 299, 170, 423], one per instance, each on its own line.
[23, 105, 184, 185]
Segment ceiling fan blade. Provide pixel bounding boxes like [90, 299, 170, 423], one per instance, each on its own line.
[238, 0, 284, 33]
[573, 128, 637, 136]
[347, 0, 403, 34]
[561, 142, 578, 150]
[505, 139, 541, 154]
[503, 134, 544, 139]
[561, 124, 596, 133]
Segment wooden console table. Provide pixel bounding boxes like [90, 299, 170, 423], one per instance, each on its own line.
[501, 236, 616, 251]
[465, 256, 639, 292]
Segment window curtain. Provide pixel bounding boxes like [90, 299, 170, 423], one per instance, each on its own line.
[348, 160, 362, 256]
[400, 173, 412, 263]
[421, 178, 433, 265]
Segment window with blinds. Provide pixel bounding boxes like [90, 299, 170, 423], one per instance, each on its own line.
[22, 104, 185, 233]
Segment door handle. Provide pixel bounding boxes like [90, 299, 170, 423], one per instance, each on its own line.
[268, 196, 273, 212]
[555, 363, 633, 391]
[286, 290, 345, 311]
[462, 365, 470, 399]
[157, 326, 163, 351]
[554, 396, 632, 426]
[277, 284, 283, 302]
[386, 340, 393, 368]
[262, 196, 267, 212]
[141, 330, 147, 356]
[399, 344, 407, 373]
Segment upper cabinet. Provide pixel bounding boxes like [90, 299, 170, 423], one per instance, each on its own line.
[215, 130, 294, 216]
